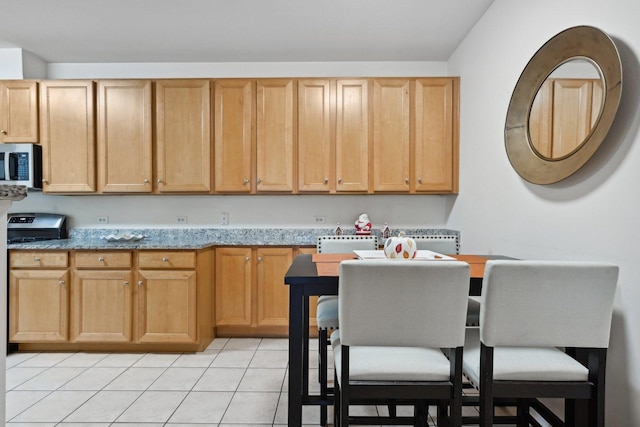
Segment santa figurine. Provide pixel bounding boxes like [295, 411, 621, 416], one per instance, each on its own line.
[354, 213, 372, 235]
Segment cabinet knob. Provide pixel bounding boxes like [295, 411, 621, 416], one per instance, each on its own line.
[59, 280, 65, 285]
[34, 257, 41, 262]
[42, 179, 48, 184]
[405, 178, 409, 184]
[243, 178, 249, 184]
[157, 178, 164, 184]
[257, 178, 262, 184]
[245, 256, 250, 261]
[324, 178, 329, 184]
[144, 179, 150, 184]
[338, 178, 342, 184]
[0, 129, 7, 135]
[418, 177, 423, 184]
[162, 257, 169, 262]
[138, 281, 143, 286]
[258, 257, 263, 262]
[123, 281, 129, 285]
[98, 256, 104, 262]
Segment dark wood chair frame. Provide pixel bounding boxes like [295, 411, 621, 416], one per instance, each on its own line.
[466, 344, 608, 427]
[335, 345, 464, 427]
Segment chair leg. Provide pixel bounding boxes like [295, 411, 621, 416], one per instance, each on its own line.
[516, 399, 531, 427]
[334, 369, 341, 427]
[436, 401, 447, 427]
[319, 328, 328, 426]
[415, 400, 428, 427]
[479, 344, 494, 427]
[388, 400, 397, 418]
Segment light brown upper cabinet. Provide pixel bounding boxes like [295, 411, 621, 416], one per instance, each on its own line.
[336, 79, 370, 192]
[155, 80, 211, 193]
[39, 80, 96, 193]
[97, 80, 153, 193]
[414, 78, 458, 193]
[298, 79, 332, 192]
[371, 78, 458, 193]
[256, 79, 296, 192]
[214, 79, 296, 194]
[0, 80, 39, 143]
[214, 79, 254, 193]
[297, 79, 369, 193]
[372, 79, 411, 192]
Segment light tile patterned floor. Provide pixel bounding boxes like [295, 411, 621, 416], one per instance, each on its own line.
[6, 337, 505, 426]
[7, 338, 409, 426]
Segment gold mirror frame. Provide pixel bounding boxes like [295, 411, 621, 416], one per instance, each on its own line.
[505, 26, 622, 184]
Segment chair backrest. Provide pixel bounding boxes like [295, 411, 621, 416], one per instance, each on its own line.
[339, 259, 470, 348]
[480, 260, 618, 349]
[407, 235, 459, 254]
[317, 235, 378, 254]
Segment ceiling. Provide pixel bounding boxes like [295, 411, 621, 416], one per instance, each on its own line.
[0, 0, 494, 64]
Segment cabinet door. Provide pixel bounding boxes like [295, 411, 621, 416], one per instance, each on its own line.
[0, 80, 38, 143]
[373, 79, 410, 192]
[97, 80, 152, 193]
[414, 78, 457, 192]
[155, 79, 211, 192]
[336, 79, 369, 192]
[256, 248, 293, 328]
[40, 80, 96, 193]
[256, 79, 295, 192]
[298, 79, 332, 192]
[214, 79, 254, 192]
[215, 247, 252, 326]
[137, 270, 197, 343]
[550, 79, 596, 158]
[71, 270, 133, 342]
[9, 270, 69, 342]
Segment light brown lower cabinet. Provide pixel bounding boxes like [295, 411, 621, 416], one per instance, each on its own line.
[215, 247, 293, 336]
[9, 248, 214, 352]
[9, 251, 69, 342]
[215, 246, 313, 337]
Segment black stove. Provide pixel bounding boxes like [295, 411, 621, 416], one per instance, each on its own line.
[7, 213, 67, 243]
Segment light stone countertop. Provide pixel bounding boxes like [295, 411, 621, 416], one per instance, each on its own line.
[7, 227, 460, 250]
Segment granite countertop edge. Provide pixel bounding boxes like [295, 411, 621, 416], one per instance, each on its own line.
[7, 227, 460, 250]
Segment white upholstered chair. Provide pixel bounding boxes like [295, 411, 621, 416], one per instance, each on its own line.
[333, 259, 470, 427]
[462, 260, 618, 427]
[315, 235, 378, 426]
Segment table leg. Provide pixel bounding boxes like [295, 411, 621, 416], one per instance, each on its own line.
[288, 285, 304, 427]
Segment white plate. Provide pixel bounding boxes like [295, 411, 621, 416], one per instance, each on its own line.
[101, 234, 146, 242]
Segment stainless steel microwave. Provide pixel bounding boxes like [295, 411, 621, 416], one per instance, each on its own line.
[0, 143, 42, 189]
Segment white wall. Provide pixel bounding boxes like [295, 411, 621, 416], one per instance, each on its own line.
[13, 193, 453, 230]
[448, 0, 640, 424]
[0, 48, 24, 79]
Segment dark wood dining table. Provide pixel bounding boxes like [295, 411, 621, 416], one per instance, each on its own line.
[283, 252, 508, 426]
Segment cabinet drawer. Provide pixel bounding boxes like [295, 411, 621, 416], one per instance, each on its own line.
[10, 251, 69, 268]
[75, 251, 132, 268]
[138, 251, 196, 269]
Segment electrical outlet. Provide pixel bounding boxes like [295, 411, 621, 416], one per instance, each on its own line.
[314, 215, 326, 224]
[176, 216, 188, 224]
[97, 216, 109, 224]
[221, 212, 229, 225]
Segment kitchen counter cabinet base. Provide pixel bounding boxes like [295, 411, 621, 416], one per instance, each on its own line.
[10, 248, 214, 352]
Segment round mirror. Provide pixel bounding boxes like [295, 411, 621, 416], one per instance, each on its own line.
[505, 26, 622, 184]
